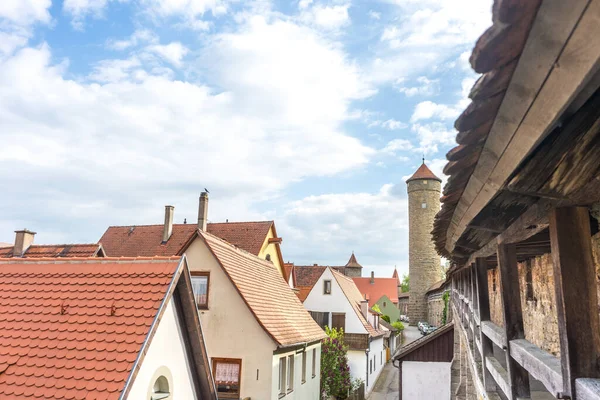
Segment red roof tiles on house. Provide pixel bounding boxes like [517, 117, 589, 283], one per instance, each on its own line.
[100, 221, 274, 257]
[0, 243, 104, 258]
[352, 277, 400, 307]
[295, 265, 345, 301]
[0, 257, 181, 399]
[406, 162, 442, 183]
[199, 231, 326, 347]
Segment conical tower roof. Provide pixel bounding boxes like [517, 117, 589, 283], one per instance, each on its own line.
[392, 267, 400, 284]
[406, 162, 441, 183]
[345, 252, 362, 268]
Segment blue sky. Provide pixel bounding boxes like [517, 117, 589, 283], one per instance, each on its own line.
[0, 0, 492, 277]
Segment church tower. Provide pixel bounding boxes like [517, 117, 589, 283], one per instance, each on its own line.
[406, 161, 441, 325]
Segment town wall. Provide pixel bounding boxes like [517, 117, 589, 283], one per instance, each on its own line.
[427, 291, 447, 327]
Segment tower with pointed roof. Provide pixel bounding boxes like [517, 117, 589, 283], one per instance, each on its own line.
[406, 161, 442, 325]
[344, 252, 363, 277]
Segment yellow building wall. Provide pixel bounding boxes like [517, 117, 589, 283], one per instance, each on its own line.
[257, 226, 285, 278]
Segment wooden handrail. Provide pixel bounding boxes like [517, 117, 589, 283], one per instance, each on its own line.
[481, 321, 507, 350]
[486, 356, 510, 398]
[509, 339, 563, 397]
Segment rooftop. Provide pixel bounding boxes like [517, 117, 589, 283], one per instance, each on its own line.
[406, 162, 442, 183]
[352, 277, 399, 306]
[0, 243, 104, 258]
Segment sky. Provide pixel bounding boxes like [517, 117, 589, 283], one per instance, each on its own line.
[0, 0, 492, 278]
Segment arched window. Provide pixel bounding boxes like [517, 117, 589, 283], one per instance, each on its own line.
[151, 376, 170, 400]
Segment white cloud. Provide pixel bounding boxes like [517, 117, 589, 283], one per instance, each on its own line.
[368, 10, 381, 20]
[107, 29, 157, 51]
[410, 100, 459, 122]
[396, 76, 439, 97]
[298, 0, 313, 10]
[0, 0, 51, 58]
[381, 138, 413, 154]
[309, 4, 350, 29]
[147, 42, 188, 67]
[63, 0, 120, 30]
[410, 122, 456, 154]
[280, 184, 410, 273]
[368, 118, 407, 130]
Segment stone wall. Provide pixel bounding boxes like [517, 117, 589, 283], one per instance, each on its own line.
[486, 231, 600, 356]
[408, 178, 442, 324]
[427, 291, 447, 327]
[398, 296, 409, 315]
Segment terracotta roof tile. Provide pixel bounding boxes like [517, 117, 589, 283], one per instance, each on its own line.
[329, 269, 384, 338]
[352, 277, 399, 306]
[294, 265, 346, 302]
[406, 162, 442, 183]
[0, 257, 180, 399]
[199, 232, 326, 347]
[100, 221, 273, 257]
[0, 244, 103, 258]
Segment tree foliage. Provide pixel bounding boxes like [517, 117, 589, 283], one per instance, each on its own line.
[371, 304, 382, 314]
[321, 327, 362, 399]
[400, 274, 410, 293]
[442, 290, 450, 325]
[391, 321, 404, 332]
[381, 315, 391, 323]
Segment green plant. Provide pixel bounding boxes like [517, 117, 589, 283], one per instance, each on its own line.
[400, 274, 410, 293]
[391, 320, 404, 332]
[321, 327, 354, 399]
[442, 290, 450, 324]
[382, 314, 391, 323]
[371, 304, 382, 314]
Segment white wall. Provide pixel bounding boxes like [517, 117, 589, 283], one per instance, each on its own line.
[302, 268, 367, 334]
[270, 342, 322, 400]
[365, 337, 385, 396]
[127, 298, 198, 400]
[402, 361, 451, 400]
[185, 240, 277, 400]
[347, 350, 367, 387]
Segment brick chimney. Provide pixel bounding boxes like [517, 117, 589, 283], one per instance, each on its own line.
[360, 299, 368, 319]
[370, 271, 375, 284]
[198, 192, 208, 231]
[14, 229, 36, 257]
[162, 206, 174, 243]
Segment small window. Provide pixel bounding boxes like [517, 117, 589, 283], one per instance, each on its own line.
[266, 254, 271, 261]
[383, 301, 387, 307]
[151, 376, 170, 400]
[279, 357, 286, 396]
[191, 272, 210, 309]
[323, 280, 332, 295]
[302, 351, 307, 384]
[421, 202, 427, 209]
[312, 348, 316, 378]
[213, 358, 241, 397]
[287, 355, 294, 392]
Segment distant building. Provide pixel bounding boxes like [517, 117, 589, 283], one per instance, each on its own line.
[0, 256, 216, 400]
[0, 229, 105, 258]
[353, 271, 401, 322]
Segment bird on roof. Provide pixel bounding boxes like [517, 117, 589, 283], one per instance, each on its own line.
[204, 188, 210, 194]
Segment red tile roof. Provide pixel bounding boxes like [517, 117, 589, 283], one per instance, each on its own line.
[100, 221, 273, 257]
[206, 221, 273, 255]
[295, 265, 345, 302]
[0, 257, 182, 399]
[352, 277, 399, 307]
[283, 263, 296, 287]
[199, 231, 326, 347]
[406, 162, 442, 183]
[330, 269, 384, 338]
[0, 244, 104, 258]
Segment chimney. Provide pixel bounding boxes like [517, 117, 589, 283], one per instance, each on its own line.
[163, 205, 174, 243]
[14, 229, 36, 257]
[370, 271, 375, 284]
[198, 192, 209, 231]
[360, 299, 369, 319]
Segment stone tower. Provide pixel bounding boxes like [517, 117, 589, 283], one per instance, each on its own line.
[344, 252, 363, 277]
[406, 161, 441, 325]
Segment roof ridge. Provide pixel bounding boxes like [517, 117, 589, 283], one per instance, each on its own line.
[0, 256, 182, 263]
[199, 231, 275, 268]
[207, 220, 274, 225]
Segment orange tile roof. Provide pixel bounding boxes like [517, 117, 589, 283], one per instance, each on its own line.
[206, 221, 273, 255]
[199, 231, 326, 347]
[0, 257, 181, 399]
[352, 277, 399, 307]
[100, 221, 273, 257]
[330, 269, 384, 338]
[0, 244, 103, 258]
[406, 162, 441, 183]
[283, 263, 296, 287]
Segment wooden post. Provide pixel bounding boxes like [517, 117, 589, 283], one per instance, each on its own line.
[476, 257, 497, 392]
[549, 207, 600, 397]
[497, 242, 531, 399]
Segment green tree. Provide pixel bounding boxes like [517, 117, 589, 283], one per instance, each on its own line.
[391, 321, 405, 332]
[382, 315, 391, 323]
[371, 304, 382, 314]
[400, 274, 410, 293]
[320, 327, 362, 399]
[442, 290, 450, 324]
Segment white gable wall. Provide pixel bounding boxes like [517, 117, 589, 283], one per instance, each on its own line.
[302, 268, 367, 334]
[185, 239, 279, 400]
[365, 336, 385, 395]
[402, 361, 451, 400]
[126, 298, 198, 400]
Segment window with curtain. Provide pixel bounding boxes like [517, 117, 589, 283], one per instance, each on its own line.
[212, 358, 241, 397]
[191, 272, 209, 309]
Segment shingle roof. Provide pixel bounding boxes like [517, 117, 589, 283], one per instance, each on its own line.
[426, 279, 447, 294]
[345, 253, 362, 268]
[352, 277, 399, 307]
[0, 257, 181, 399]
[406, 162, 442, 183]
[283, 263, 296, 286]
[199, 231, 326, 347]
[100, 221, 273, 257]
[0, 244, 103, 258]
[330, 269, 384, 338]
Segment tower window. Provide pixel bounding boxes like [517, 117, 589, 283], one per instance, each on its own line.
[421, 203, 427, 209]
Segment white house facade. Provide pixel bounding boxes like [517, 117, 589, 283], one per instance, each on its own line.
[302, 267, 386, 396]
